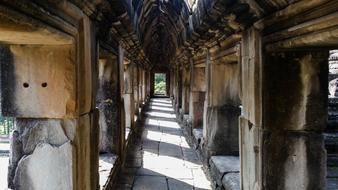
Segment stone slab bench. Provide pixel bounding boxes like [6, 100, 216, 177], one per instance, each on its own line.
[192, 128, 203, 147]
[209, 156, 240, 190]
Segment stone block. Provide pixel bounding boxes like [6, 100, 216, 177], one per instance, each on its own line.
[205, 105, 240, 156]
[124, 93, 135, 129]
[264, 52, 328, 131]
[262, 130, 326, 190]
[209, 156, 239, 186]
[191, 67, 206, 92]
[193, 128, 203, 143]
[189, 91, 205, 129]
[168, 178, 194, 190]
[208, 63, 240, 107]
[8, 118, 76, 188]
[133, 176, 168, 190]
[222, 173, 240, 190]
[14, 142, 73, 190]
[0, 45, 76, 118]
[17, 119, 75, 154]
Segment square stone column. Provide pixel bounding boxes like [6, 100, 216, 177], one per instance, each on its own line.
[1, 12, 100, 190]
[97, 54, 120, 153]
[202, 50, 241, 158]
[182, 65, 191, 114]
[189, 64, 206, 129]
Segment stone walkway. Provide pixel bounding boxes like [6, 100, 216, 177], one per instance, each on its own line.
[114, 98, 211, 190]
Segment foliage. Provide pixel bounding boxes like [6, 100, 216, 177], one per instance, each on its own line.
[154, 73, 166, 95]
[0, 117, 15, 136]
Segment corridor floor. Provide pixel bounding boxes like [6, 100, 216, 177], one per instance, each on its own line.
[114, 98, 212, 190]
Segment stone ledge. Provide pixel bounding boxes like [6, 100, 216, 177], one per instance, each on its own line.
[193, 128, 203, 142]
[192, 128, 203, 148]
[209, 156, 240, 190]
[222, 173, 240, 190]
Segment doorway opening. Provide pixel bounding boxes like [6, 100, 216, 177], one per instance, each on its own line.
[0, 116, 15, 189]
[154, 73, 167, 96]
[326, 49, 338, 189]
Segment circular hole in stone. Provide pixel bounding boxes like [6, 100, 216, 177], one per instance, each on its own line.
[23, 83, 29, 88]
[41, 82, 48, 88]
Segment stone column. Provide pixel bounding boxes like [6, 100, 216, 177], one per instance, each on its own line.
[123, 63, 135, 131]
[118, 45, 126, 155]
[182, 65, 191, 115]
[96, 55, 119, 153]
[240, 27, 327, 190]
[3, 15, 99, 190]
[145, 70, 151, 99]
[188, 62, 206, 129]
[133, 65, 139, 116]
[170, 68, 175, 98]
[174, 67, 183, 114]
[203, 50, 241, 157]
[140, 69, 145, 104]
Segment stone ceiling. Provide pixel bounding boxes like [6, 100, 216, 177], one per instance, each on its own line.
[133, 0, 190, 67]
[67, 0, 311, 68]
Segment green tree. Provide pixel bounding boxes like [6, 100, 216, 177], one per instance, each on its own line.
[154, 73, 166, 94]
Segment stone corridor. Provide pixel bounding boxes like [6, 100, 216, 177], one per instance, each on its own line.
[114, 98, 211, 190]
[1, 1, 338, 189]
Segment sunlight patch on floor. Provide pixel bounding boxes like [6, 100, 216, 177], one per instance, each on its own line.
[147, 111, 176, 118]
[149, 105, 174, 112]
[0, 156, 8, 190]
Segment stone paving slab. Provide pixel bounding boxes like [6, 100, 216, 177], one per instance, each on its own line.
[0, 142, 10, 153]
[0, 157, 9, 190]
[222, 173, 240, 190]
[99, 153, 117, 189]
[168, 178, 194, 190]
[133, 176, 168, 190]
[114, 98, 211, 190]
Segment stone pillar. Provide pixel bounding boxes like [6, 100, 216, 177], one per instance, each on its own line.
[188, 62, 206, 129]
[239, 27, 263, 190]
[182, 65, 191, 114]
[123, 63, 135, 131]
[170, 68, 175, 98]
[145, 70, 151, 99]
[140, 69, 145, 104]
[2, 15, 99, 190]
[133, 65, 139, 116]
[96, 55, 119, 153]
[240, 27, 327, 189]
[174, 67, 183, 113]
[118, 45, 126, 155]
[203, 50, 241, 157]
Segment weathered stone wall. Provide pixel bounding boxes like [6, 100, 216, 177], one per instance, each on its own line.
[262, 51, 327, 189]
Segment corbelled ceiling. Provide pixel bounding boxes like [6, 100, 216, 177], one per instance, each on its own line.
[133, 0, 189, 67]
[76, 0, 303, 68]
